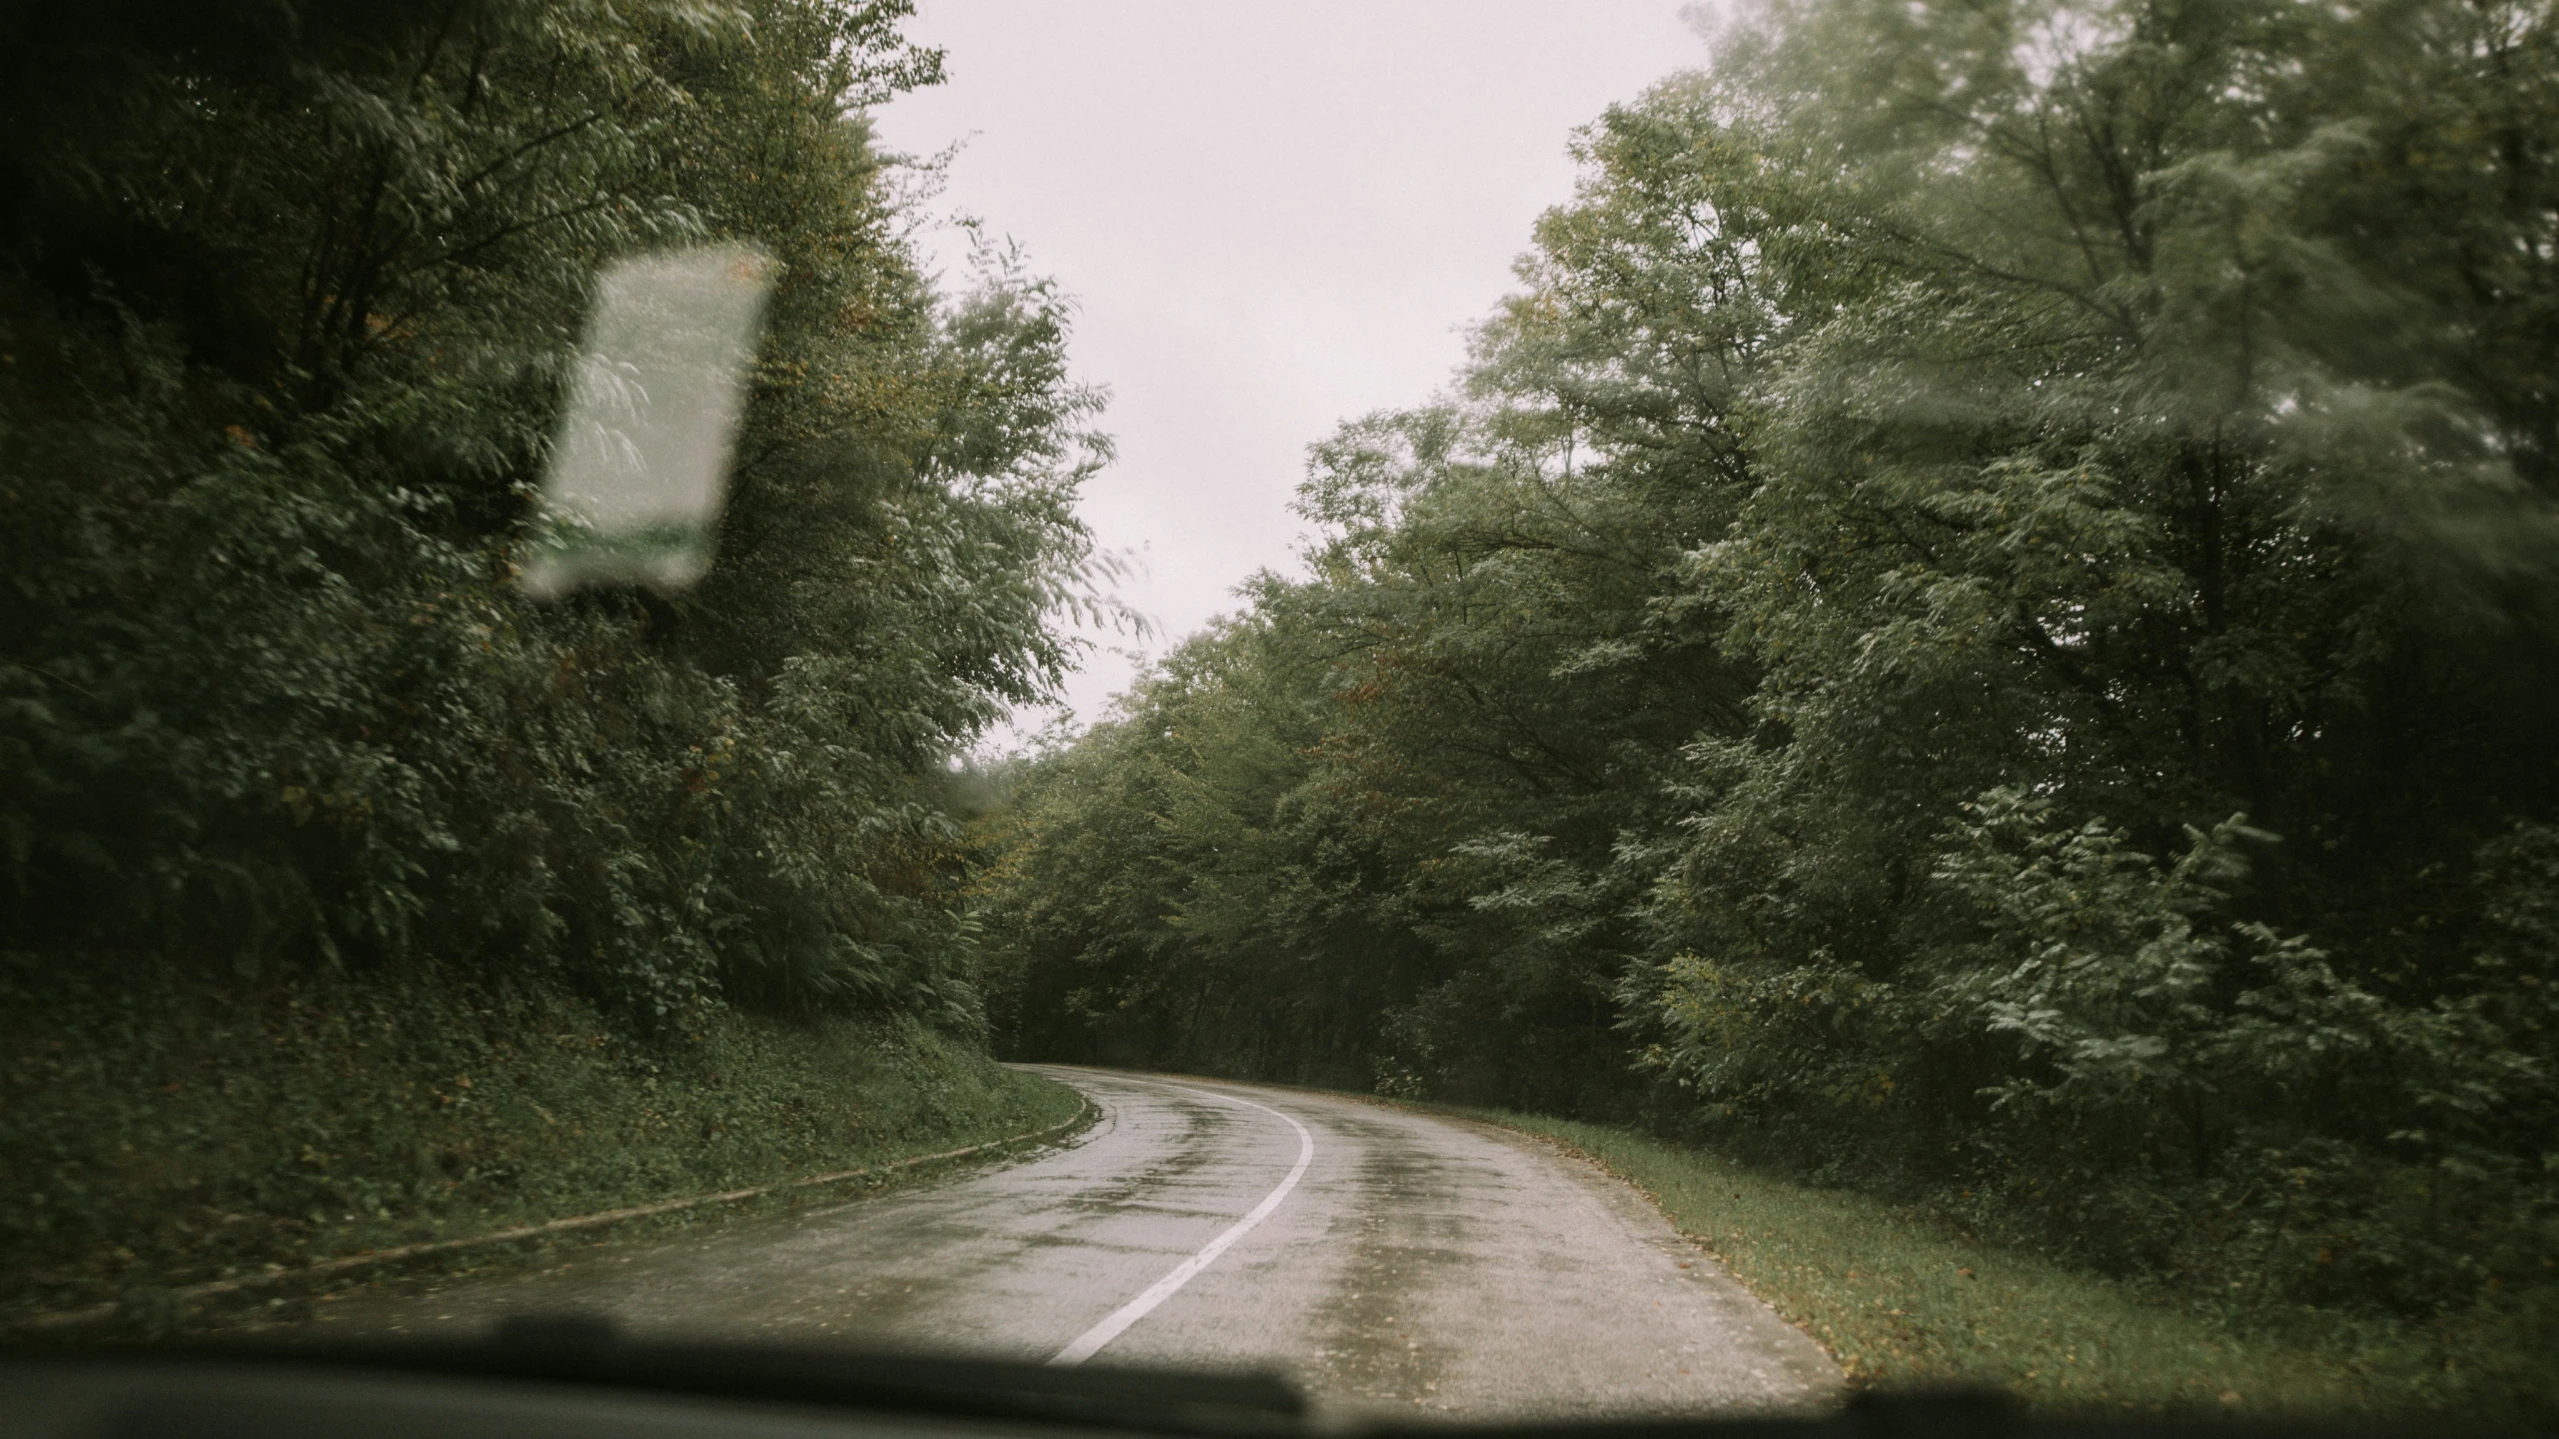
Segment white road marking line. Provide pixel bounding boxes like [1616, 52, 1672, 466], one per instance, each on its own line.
[1047, 1085, 1315, 1366]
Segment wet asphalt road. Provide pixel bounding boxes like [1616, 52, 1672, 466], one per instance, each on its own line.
[304, 1068, 1841, 1420]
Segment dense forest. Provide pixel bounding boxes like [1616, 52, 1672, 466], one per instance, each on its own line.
[1, 0, 1097, 1311]
[1, 0, 1102, 1037]
[980, 0, 2559, 1359]
[11, 0, 2559, 1390]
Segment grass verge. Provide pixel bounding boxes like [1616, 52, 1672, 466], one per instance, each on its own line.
[1455, 1110, 2525, 1423]
[2, 956, 1086, 1330]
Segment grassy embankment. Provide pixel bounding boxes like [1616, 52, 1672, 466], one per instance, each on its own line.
[1, 958, 1086, 1331]
[1459, 1111, 2544, 1424]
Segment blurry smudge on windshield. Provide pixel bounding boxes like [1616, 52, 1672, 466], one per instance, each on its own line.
[522, 244, 775, 600]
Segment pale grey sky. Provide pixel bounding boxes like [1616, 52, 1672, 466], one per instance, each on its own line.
[869, 1, 1708, 741]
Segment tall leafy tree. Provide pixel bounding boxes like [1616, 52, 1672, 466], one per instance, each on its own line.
[1, 0, 1103, 1024]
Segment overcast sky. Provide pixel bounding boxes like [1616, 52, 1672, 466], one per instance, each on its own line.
[868, 1, 1710, 744]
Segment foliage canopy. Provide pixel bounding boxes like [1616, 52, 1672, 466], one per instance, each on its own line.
[1, 0, 1104, 1023]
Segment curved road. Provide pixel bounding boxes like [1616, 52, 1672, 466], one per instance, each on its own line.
[306, 1068, 1840, 1420]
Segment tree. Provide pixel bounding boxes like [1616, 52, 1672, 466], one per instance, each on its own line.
[1, 0, 1103, 1027]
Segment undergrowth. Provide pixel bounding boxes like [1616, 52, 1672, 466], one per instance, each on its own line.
[0, 954, 1084, 1326]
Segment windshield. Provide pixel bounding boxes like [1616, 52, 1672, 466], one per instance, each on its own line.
[5, 0, 2556, 1430]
